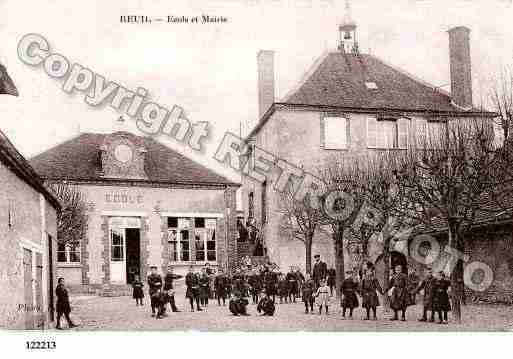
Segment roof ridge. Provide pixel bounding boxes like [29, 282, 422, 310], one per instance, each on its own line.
[368, 53, 453, 98]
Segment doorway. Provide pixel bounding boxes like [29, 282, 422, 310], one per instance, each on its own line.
[23, 248, 33, 329]
[126, 228, 141, 285]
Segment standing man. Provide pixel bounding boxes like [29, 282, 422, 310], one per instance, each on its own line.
[389, 265, 410, 321]
[185, 266, 202, 312]
[163, 266, 182, 313]
[286, 267, 298, 303]
[415, 267, 436, 322]
[214, 269, 229, 306]
[55, 278, 77, 329]
[147, 266, 163, 318]
[312, 255, 328, 290]
[199, 267, 211, 308]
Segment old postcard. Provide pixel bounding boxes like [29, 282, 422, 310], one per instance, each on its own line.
[1, 0, 513, 356]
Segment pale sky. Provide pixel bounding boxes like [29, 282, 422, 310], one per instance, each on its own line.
[1, 0, 513, 182]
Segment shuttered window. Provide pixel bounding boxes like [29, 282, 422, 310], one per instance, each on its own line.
[323, 116, 348, 149]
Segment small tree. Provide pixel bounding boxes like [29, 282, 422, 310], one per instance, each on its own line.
[279, 182, 324, 273]
[49, 183, 88, 246]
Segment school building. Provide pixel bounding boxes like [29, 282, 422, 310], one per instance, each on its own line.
[0, 129, 60, 329]
[30, 130, 240, 295]
[239, 4, 513, 302]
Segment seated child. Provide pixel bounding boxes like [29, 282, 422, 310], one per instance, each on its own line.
[257, 292, 275, 316]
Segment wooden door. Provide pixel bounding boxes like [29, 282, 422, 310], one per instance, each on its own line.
[35, 253, 44, 329]
[23, 248, 34, 329]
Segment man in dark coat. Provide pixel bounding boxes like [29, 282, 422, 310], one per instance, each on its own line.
[257, 292, 275, 316]
[199, 267, 211, 308]
[432, 271, 451, 324]
[214, 269, 229, 306]
[360, 266, 383, 320]
[312, 255, 327, 289]
[163, 266, 182, 313]
[185, 266, 202, 312]
[147, 266, 163, 317]
[388, 265, 410, 321]
[286, 267, 298, 303]
[264, 270, 278, 302]
[55, 278, 77, 329]
[415, 267, 436, 322]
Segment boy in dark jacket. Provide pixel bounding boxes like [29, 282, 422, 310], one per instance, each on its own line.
[132, 275, 144, 306]
[147, 266, 163, 317]
[278, 274, 289, 304]
[341, 271, 359, 319]
[302, 273, 315, 314]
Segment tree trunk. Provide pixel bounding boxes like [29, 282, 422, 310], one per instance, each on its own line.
[448, 220, 464, 323]
[333, 223, 345, 299]
[382, 236, 391, 310]
[305, 234, 313, 274]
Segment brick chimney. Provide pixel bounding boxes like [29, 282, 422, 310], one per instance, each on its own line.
[448, 26, 472, 109]
[257, 50, 275, 119]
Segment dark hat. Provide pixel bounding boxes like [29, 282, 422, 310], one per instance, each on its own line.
[314, 254, 320, 258]
[150, 265, 157, 269]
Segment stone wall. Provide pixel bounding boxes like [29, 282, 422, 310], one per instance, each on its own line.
[0, 160, 58, 328]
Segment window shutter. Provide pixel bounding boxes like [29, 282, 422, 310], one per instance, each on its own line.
[367, 117, 377, 148]
[416, 118, 427, 148]
[398, 118, 409, 149]
[324, 116, 347, 149]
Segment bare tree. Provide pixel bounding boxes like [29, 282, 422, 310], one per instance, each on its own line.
[48, 183, 88, 245]
[279, 182, 324, 273]
[396, 118, 499, 323]
[358, 151, 413, 307]
[319, 157, 367, 294]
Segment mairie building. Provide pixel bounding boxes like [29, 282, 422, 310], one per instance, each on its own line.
[30, 130, 240, 295]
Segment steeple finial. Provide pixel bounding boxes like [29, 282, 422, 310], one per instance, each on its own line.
[338, 0, 359, 54]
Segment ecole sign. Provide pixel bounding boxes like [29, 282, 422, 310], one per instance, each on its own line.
[105, 192, 143, 204]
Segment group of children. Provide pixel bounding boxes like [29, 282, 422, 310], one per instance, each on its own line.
[131, 262, 451, 323]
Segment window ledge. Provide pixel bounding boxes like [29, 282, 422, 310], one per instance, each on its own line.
[168, 261, 218, 266]
[57, 263, 82, 268]
[322, 147, 348, 151]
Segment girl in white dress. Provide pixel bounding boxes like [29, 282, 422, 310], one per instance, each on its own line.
[315, 279, 330, 314]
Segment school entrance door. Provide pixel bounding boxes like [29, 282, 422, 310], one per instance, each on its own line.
[109, 217, 141, 284]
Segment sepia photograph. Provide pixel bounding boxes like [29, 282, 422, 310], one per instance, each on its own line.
[1, 0, 513, 356]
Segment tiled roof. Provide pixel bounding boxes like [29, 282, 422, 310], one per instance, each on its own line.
[29, 132, 239, 187]
[0, 129, 60, 209]
[283, 52, 484, 113]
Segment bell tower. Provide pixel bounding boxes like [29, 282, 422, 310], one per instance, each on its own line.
[338, 0, 359, 54]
